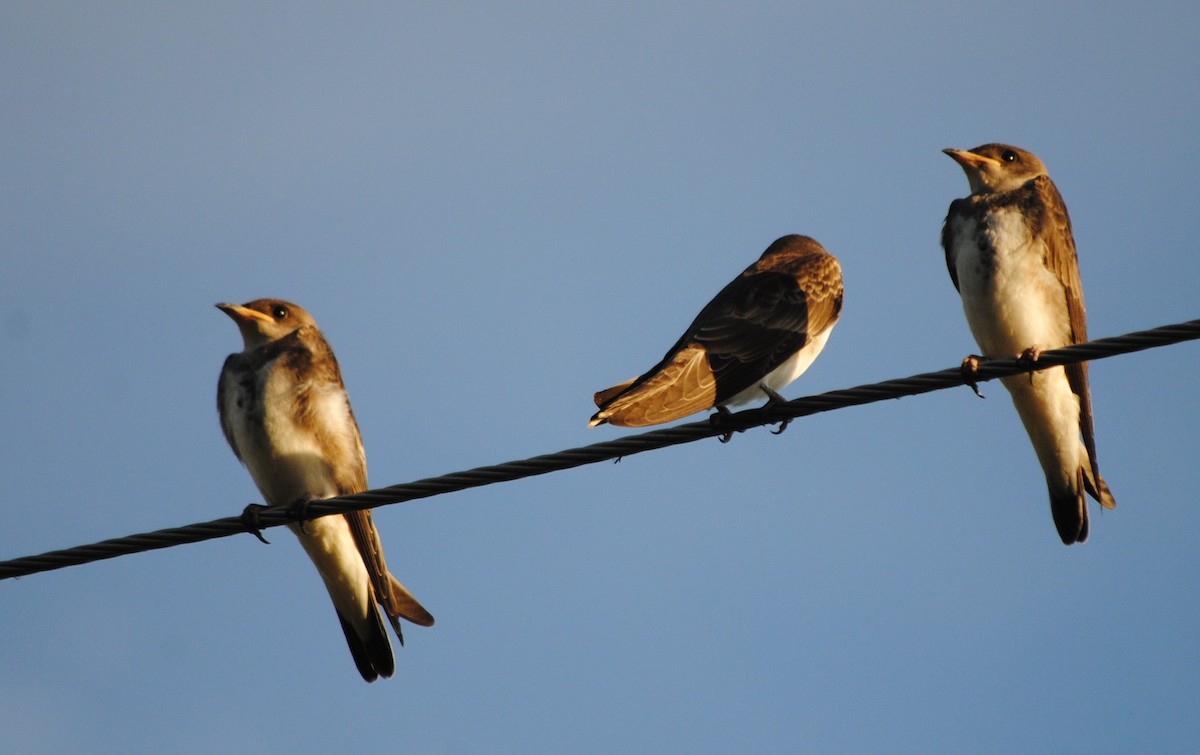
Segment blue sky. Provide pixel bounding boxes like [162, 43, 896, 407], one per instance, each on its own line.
[2, 2, 1198, 753]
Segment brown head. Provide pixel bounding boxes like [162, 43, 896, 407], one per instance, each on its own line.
[216, 298, 317, 350]
[943, 143, 1049, 194]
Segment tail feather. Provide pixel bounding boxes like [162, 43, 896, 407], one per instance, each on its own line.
[1050, 459, 1116, 545]
[336, 605, 395, 682]
[1049, 481, 1088, 545]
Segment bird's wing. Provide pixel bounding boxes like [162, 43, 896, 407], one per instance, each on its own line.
[941, 198, 972, 293]
[293, 327, 436, 630]
[345, 509, 435, 634]
[591, 343, 718, 426]
[1034, 175, 1103, 487]
[216, 354, 246, 462]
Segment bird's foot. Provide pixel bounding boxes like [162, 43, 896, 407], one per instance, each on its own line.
[710, 405, 739, 443]
[760, 385, 792, 435]
[960, 355, 986, 399]
[241, 503, 271, 545]
[1017, 346, 1043, 384]
[288, 497, 315, 533]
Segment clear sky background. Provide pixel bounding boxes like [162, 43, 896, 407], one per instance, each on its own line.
[2, 3, 1198, 753]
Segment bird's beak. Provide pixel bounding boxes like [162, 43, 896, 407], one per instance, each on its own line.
[942, 148, 1001, 170]
[216, 303, 273, 325]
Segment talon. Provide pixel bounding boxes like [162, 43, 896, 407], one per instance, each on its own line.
[288, 497, 314, 534]
[960, 355, 985, 399]
[1017, 346, 1042, 384]
[760, 385, 787, 405]
[759, 385, 791, 434]
[241, 503, 271, 545]
[710, 405, 737, 443]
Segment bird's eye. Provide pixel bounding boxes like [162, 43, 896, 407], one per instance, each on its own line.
[1001, 150, 1018, 163]
[272, 305, 289, 320]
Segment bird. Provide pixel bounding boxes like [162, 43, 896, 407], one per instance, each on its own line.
[941, 143, 1116, 544]
[589, 234, 843, 429]
[216, 298, 434, 681]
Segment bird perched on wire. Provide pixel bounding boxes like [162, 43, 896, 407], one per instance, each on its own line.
[589, 234, 844, 431]
[216, 298, 434, 681]
[941, 143, 1116, 544]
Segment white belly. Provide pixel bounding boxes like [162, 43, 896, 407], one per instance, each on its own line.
[724, 320, 837, 407]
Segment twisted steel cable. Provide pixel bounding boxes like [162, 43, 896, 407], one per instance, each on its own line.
[3, 318, 1198, 581]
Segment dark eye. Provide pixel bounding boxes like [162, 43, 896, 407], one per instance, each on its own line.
[271, 305, 289, 320]
[1001, 150, 1018, 163]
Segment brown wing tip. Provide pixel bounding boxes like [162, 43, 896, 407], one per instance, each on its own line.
[592, 377, 641, 426]
[401, 605, 436, 627]
[1092, 476, 1116, 510]
[388, 575, 436, 627]
[591, 409, 678, 428]
[392, 597, 434, 627]
[594, 378, 637, 407]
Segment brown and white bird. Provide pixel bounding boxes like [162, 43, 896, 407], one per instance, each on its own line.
[941, 144, 1116, 544]
[589, 234, 844, 428]
[216, 298, 434, 681]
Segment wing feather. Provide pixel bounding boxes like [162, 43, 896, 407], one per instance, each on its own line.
[216, 354, 246, 462]
[1032, 176, 1104, 487]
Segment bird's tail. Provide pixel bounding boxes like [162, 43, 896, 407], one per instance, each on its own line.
[1050, 460, 1116, 545]
[337, 603, 395, 683]
[1049, 482, 1089, 546]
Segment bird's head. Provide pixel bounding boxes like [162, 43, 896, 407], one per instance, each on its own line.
[216, 298, 316, 350]
[943, 143, 1048, 194]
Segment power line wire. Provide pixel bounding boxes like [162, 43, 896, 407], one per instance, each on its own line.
[3, 317, 1198, 581]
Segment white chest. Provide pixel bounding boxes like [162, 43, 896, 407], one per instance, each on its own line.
[949, 208, 1071, 358]
[222, 358, 357, 505]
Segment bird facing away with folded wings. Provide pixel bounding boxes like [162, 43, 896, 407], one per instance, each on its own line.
[217, 298, 434, 681]
[590, 234, 844, 428]
[942, 144, 1116, 544]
